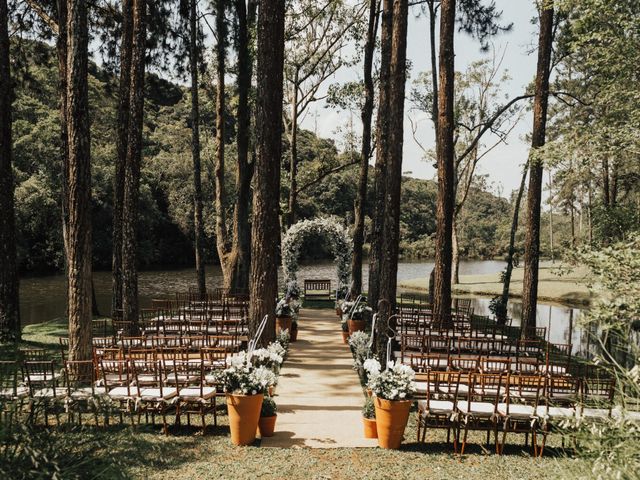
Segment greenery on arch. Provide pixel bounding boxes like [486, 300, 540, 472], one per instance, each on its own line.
[282, 217, 352, 289]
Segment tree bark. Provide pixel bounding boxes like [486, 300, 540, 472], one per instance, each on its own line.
[249, 0, 285, 345]
[376, 0, 408, 359]
[350, 0, 378, 298]
[451, 216, 460, 285]
[432, 0, 456, 329]
[427, 0, 438, 130]
[214, 0, 229, 287]
[521, 1, 554, 335]
[121, 0, 146, 325]
[57, 0, 69, 260]
[226, 0, 257, 293]
[497, 162, 528, 325]
[190, 0, 206, 298]
[368, 0, 393, 310]
[287, 70, 299, 228]
[112, 0, 133, 317]
[65, 0, 92, 360]
[0, 0, 20, 341]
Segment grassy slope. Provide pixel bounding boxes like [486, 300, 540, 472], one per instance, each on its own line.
[399, 265, 593, 306]
[2, 319, 588, 479]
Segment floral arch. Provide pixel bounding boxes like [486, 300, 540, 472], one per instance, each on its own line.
[282, 216, 352, 288]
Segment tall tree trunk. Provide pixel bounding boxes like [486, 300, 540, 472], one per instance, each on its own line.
[0, 0, 20, 341]
[350, 0, 378, 298]
[602, 157, 610, 208]
[249, 0, 285, 345]
[427, 0, 438, 129]
[451, 216, 460, 285]
[121, 0, 146, 325]
[57, 0, 69, 259]
[497, 162, 528, 325]
[214, 0, 229, 287]
[376, 0, 408, 359]
[287, 72, 299, 228]
[432, 0, 456, 329]
[65, 0, 92, 361]
[112, 0, 133, 317]
[521, 1, 554, 336]
[227, 0, 257, 293]
[368, 0, 393, 310]
[190, 0, 206, 298]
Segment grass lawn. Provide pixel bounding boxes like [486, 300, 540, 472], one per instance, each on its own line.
[399, 264, 593, 306]
[1, 318, 591, 479]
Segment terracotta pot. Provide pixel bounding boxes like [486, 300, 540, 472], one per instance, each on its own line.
[290, 323, 298, 342]
[268, 385, 276, 396]
[275, 316, 292, 335]
[336, 307, 343, 317]
[258, 415, 277, 437]
[226, 393, 263, 446]
[348, 319, 366, 335]
[373, 397, 412, 449]
[363, 417, 378, 438]
[341, 331, 350, 344]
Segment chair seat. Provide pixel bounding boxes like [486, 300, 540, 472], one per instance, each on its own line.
[415, 381, 438, 395]
[457, 401, 495, 417]
[179, 387, 216, 400]
[418, 399, 455, 415]
[28, 372, 62, 382]
[498, 403, 535, 418]
[473, 386, 505, 397]
[439, 384, 469, 395]
[612, 408, 640, 422]
[107, 386, 134, 398]
[509, 388, 538, 400]
[69, 386, 107, 399]
[32, 388, 66, 399]
[140, 387, 178, 401]
[541, 365, 568, 375]
[578, 407, 611, 419]
[0, 386, 29, 398]
[535, 405, 575, 419]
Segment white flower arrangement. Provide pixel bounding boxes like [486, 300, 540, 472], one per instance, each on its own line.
[251, 347, 284, 372]
[348, 331, 371, 370]
[364, 359, 416, 401]
[214, 353, 277, 395]
[281, 216, 352, 286]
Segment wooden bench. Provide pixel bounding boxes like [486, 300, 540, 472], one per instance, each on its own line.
[303, 279, 332, 300]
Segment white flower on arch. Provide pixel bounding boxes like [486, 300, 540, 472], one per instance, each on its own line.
[281, 216, 352, 290]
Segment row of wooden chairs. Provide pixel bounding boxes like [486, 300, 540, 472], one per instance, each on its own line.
[415, 371, 617, 456]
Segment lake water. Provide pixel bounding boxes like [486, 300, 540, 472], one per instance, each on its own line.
[19, 259, 591, 355]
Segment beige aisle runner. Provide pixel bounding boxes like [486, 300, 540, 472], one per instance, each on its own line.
[260, 308, 377, 448]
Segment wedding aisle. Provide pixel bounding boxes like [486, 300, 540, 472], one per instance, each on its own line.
[260, 308, 377, 448]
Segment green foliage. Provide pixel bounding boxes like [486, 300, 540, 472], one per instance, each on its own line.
[260, 397, 277, 417]
[362, 397, 375, 419]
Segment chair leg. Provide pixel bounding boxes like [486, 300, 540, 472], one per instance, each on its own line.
[460, 422, 470, 457]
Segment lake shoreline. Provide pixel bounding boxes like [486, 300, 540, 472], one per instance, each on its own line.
[398, 265, 593, 308]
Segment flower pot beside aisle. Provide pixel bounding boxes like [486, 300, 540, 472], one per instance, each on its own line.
[363, 359, 417, 450]
[341, 331, 350, 344]
[226, 393, 264, 446]
[290, 322, 298, 342]
[347, 319, 366, 335]
[363, 417, 378, 439]
[373, 397, 411, 449]
[275, 316, 292, 335]
[259, 397, 278, 437]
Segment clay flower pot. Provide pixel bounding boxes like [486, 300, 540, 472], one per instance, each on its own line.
[363, 417, 378, 439]
[275, 316, 292, 335]
[373, 397, 412, 449]
[348, 318, 366, 335]
[341, 331, 350, 344]
[336, 307, 343, 317]
[258, 415, 277, 437]
[290, 322, 298, 342]
[268, 385, 276, 396]
[226, 393, 264, 446]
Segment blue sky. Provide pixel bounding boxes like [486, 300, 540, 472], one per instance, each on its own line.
[299, 1, 541, 198]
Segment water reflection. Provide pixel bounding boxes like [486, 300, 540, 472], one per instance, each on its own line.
[19, 259, 591, 355]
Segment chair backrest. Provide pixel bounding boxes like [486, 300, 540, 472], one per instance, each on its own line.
[480, 356, 511, 374]
[131, 360, 165, 395]
[582, 376, 616, 409]
[0, 360, 21, 398]
[23, 360, 59, 395]
[505, 374, 544, 410]
[59, 337, 70, 361]
[449, 355, 480, 372]
[100, 359, 131, 390]
[20, 349, 49, 362]
[546, 375, 580, 406]
[201, 347, 228, 369]
[409, 352, 449, 372]
[470, 372, 504, 405]
[303, 279, 331, 297]
[64, 360, 96, 394]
